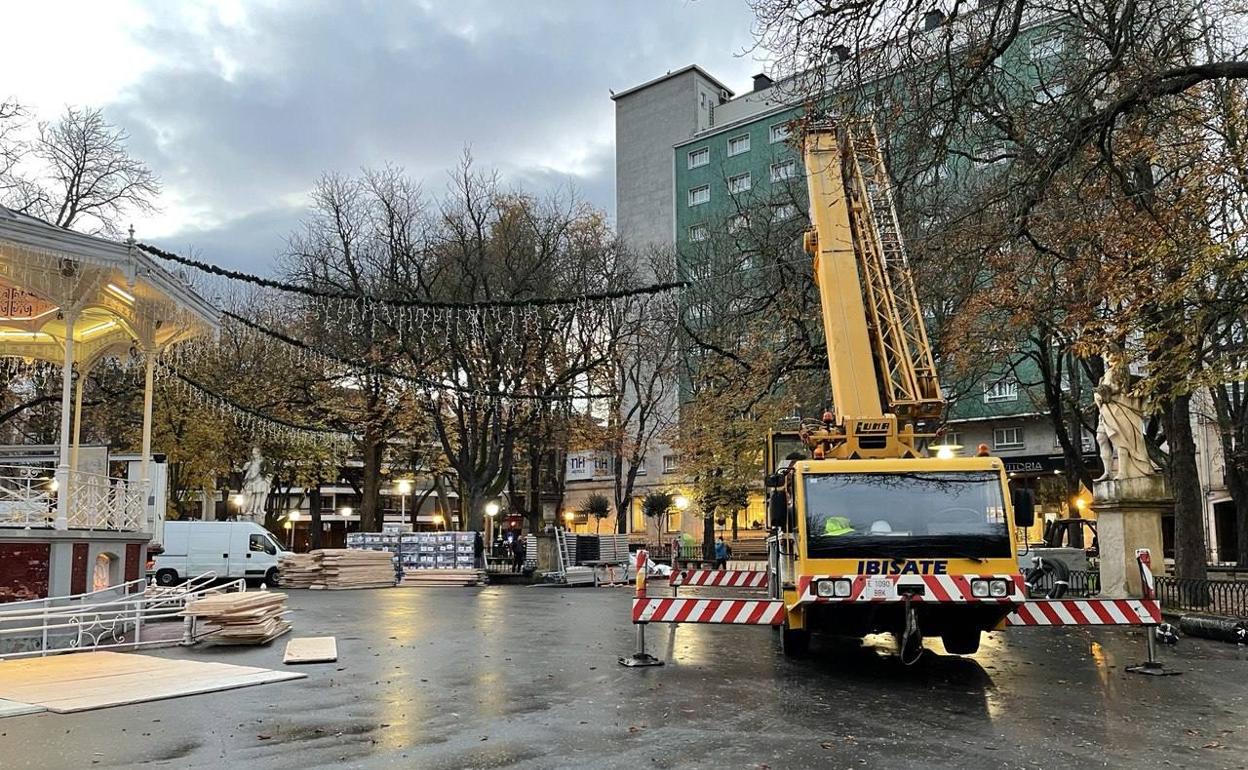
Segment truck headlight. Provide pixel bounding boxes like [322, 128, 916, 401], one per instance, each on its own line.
[989, 579, 1010, 597]
[816, 579, 852, 598]
[970, 579, 990, 598]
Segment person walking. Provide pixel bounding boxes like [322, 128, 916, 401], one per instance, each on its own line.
[512, 535, 527, 573]
[714, 537, 729, 570]
[473, 531, 485, 570]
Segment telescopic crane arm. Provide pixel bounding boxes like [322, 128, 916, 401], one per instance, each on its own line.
[801, 123, 944, 459]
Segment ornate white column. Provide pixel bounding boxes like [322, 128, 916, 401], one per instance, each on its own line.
[70, 371, 85, 472]
[140, 352, 156, 533]
[54, 310, 77, 530]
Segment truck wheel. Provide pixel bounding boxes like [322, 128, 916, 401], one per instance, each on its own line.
[265, 568, 279, 587]
[155, 569, 180, 587]
[781, 622, 810, 658]
[941, 629, 981, 655]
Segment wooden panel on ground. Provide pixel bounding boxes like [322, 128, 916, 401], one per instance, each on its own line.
[182, 591, 292, 645]
[283, 636, 338, 664]
[399, 569, 486, 587]
[0, 698, 45, 719]
[0, 651, 305, 713]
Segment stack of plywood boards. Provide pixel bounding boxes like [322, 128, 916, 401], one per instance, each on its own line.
[0, 651, 303, 714]
[277, 552, 321, 588]
[311, 549, 396, 590]
[399, 568, 486, 587]
[182, 591, 291, 645]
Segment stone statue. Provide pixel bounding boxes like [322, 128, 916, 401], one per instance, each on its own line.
[1094, 348, 1153, 481]
[240, 447, 272, 522]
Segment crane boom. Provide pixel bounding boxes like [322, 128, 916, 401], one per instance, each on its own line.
[801, 122, 944, 458]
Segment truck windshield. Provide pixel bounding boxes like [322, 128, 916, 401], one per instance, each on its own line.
[804, 470, 1010, 559]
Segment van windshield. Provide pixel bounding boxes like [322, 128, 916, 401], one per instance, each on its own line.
[804, 470, 1010, 559]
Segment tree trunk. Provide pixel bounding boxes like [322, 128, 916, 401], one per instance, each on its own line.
[309, 482, 323, 551]
[1162, 394, 1207, 582]
[703, 513, 715, 562]
[360, 434, 383, 532]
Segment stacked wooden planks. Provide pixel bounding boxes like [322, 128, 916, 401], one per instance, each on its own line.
[277, 552, 321, 588]
[398, 568, 486, 587]
[311, 549, 396, 590]
[183, 591, 291, 645]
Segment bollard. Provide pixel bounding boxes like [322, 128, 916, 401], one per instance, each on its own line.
[619, 549, 663, 667]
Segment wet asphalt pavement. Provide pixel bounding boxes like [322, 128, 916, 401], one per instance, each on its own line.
[3, 585, 1247, 770]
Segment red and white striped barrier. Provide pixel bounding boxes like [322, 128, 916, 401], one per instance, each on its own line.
[669, 569, 768, 589]
[632, 597, 786, 625]
[1007, 598, 1161, 626]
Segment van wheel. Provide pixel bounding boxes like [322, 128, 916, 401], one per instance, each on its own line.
[265, 568, 279, 587]
[941, 628, 982, 655]
[155, 569, 180, 587]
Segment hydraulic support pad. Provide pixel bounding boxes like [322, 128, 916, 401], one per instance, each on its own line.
[1006, 598, 1161, 626]
[669, 569, 768, 588]
[632, 597, 786, 625]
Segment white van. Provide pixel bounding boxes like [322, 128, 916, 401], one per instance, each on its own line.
[153, 521, 285, 587]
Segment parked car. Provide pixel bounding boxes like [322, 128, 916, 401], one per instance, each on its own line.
[151, 521, 285, 587]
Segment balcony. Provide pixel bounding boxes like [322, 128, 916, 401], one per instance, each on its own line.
[0, 466, 147, 531]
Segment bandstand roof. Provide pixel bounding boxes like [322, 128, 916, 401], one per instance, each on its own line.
[0, 206, 220, 367]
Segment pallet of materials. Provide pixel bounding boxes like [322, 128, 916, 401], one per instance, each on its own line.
[277, 552, 321, 588]
[183, 592, 291, 645]
[311, 549, 397, 589]
[398, 569, 486, 587]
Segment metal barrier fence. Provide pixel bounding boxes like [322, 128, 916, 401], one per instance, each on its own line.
[1027, 569, 1100, 598]
[1155, 576, 1248, 618]
[0, 572, 245, 659]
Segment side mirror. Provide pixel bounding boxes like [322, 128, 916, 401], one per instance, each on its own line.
[1011, 487, 1035, 529]
[764, 474, 783, 489]
[768, 490, 788, 529]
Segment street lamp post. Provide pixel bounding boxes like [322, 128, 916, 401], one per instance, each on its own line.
[397, 479, 413, 528]
[231, 493, 245, 521]
[485, 501, 500, 555]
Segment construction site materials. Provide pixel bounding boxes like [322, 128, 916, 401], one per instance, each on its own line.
[312, 549, 397, 589]
[277, 552, 320, 588]
[399, 569, 486, 587]
[283, 636, 338, 664]
[182, 591, 291, 645]
[348, 531, 479, 574]
[0, 651, 303, 713]
[1179, 613, 1248, 644]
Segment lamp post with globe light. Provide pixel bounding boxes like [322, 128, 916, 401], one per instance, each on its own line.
[485, 501, 500, 555]
[396, 479, 413, 528]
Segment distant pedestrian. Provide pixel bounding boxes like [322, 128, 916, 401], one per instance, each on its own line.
[473, 531, 485, 569]
[714, 537, 729, 570]
[512, 535, 527, 573]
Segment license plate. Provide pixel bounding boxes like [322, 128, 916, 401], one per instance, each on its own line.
[865, 576, 896, 600]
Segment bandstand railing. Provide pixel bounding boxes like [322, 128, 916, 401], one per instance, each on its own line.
[0, 465, 146, 531]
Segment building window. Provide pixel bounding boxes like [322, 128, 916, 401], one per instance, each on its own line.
[984, 378, 1019, 403]
[728, 172, 752, 193]
[770, 159, 797, 182]
[688, 185, 710, 206]
[728, 134, 751, 156]
[688, 147, 709, 169]
[667, 510, 682, 533]
[1032, 34, 1062, 61]
[943, 430, 962, 448]
[773, 203, 798, 221]
[769, 122, 791, 143]
[728, 214, 748, 233]
[993, 427, 1024, 450]
[663, 455, 678, 473]
[689, 223, 709, 242]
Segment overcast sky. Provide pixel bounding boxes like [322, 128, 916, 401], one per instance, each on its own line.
[0, 0, 762, 270]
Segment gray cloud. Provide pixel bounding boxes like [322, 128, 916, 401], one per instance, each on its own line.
[110, 0, 760, 270]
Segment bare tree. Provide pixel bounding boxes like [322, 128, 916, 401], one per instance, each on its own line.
[6, 105, 160, 234]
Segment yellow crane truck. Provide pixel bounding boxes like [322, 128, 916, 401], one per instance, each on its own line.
[764, 122, 1035, 659]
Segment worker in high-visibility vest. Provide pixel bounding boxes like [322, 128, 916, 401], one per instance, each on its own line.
[823, 515, 853, 536]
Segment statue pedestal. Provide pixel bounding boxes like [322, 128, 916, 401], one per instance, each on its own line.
[1094, 476, 1170, 598]
[536, 533, 558, 573]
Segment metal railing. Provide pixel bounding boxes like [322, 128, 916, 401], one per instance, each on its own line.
[1026, 569, 1100, 598]
[0, 465, 146, 531]
[0, 572, 246, 659]
[1155, 576, 1248, 619]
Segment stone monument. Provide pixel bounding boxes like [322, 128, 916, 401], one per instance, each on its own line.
[1092, 348, 1168, 597]
[239, 447, 272, 524]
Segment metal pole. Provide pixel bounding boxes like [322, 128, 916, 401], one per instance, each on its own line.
[54, 310, 76, 530]
[70, 374, 84, 472]
[140, 354, 155, 531]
